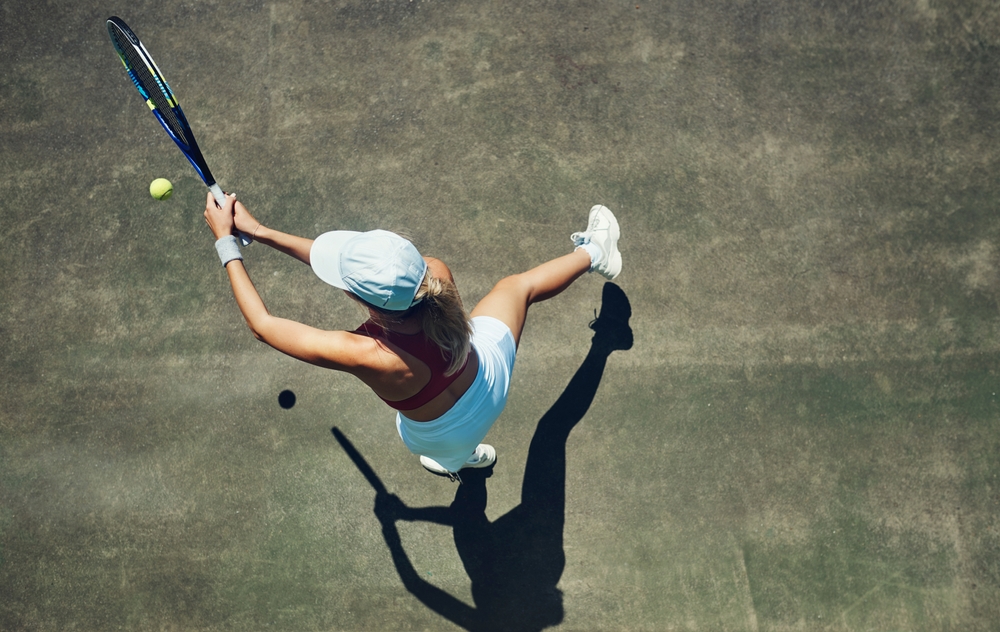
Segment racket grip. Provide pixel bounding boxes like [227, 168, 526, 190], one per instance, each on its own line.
[209, 183, 253, 246]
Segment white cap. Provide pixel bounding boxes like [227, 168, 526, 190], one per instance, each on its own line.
[310, 230, 428, 311]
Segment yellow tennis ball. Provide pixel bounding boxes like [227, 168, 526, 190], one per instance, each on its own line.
[149, 178, 173, 200]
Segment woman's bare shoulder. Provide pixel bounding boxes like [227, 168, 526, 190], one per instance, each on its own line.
[423, 256, 455, 284]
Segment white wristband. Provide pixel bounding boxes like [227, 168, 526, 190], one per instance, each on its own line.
[215, 235, 243, 267]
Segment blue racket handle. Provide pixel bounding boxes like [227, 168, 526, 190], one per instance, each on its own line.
[209, 184, 253, 246]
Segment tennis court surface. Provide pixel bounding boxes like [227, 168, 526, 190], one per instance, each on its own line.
[2, 1, 999, 630]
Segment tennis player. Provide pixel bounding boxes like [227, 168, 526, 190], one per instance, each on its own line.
[204, 193, 621, 481]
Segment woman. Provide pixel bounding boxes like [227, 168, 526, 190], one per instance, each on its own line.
[204, 193, 622, 481]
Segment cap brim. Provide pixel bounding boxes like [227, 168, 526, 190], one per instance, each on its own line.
[310, 230, 361, 289]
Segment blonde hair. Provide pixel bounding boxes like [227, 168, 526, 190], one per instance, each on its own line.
[412, 274, 473, 375]
[365, 273, 473, 376]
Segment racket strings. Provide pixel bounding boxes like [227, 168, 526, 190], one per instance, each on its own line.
[109, 26, 191, 147]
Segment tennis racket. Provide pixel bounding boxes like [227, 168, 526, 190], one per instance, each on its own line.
[106, 16, 252, 245]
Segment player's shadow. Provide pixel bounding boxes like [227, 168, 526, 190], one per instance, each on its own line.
[365, 282, 633, 632]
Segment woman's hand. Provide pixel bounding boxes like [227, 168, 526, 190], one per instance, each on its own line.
[233, 199, 262, 238]
[204, 191, 237, 239]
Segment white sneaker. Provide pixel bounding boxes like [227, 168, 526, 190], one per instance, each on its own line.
[420, 444, 497, 481]
[571, 205, 621, 280]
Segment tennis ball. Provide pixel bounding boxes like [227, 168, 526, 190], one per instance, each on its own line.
[149, 178, 173, 200]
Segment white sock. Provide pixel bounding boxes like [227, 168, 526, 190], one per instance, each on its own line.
[576, 242, 602, 268]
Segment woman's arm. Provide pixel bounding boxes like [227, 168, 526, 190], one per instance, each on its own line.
[232, 199, 314, 265]
[204, 192, 362, 371]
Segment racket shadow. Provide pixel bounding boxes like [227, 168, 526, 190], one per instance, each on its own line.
[344, 283, 633, 632]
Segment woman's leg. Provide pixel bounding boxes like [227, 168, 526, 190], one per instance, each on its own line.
[471, 204, 621, 346]
[470, 249, 592, 346]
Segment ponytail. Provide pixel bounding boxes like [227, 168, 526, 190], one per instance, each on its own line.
[413, 274, 473, 375]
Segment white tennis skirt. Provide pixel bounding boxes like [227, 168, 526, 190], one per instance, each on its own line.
[395, 316, 516, 472]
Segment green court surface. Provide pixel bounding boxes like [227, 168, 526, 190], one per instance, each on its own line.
[2, 1, 999, 630]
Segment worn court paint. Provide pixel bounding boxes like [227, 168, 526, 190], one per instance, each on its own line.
[2, 0, 999, 630]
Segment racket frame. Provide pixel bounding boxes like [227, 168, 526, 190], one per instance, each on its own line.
[107, 16, 251, 243]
